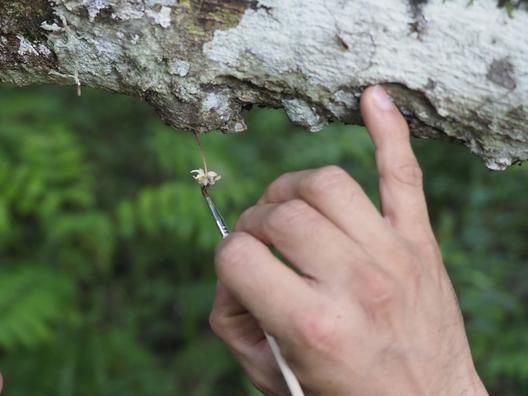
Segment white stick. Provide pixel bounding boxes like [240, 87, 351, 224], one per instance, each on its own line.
[265, 333, 305, 396]
[199, 184, 305, 395]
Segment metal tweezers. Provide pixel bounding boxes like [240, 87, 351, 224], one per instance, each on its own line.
[201, 186, 230, 239]
[200, 186, 305, 396]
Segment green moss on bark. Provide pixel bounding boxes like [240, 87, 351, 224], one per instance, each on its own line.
[498, 0, 528, 16]
[0, 0, 59, 76]
[0, 0, 59, 40]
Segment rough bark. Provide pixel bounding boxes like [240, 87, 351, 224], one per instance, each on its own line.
[0, 1, 527, 169]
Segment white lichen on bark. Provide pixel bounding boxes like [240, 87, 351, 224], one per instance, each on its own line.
[204, 0, 528, 169]
[1, 0, 527, 169]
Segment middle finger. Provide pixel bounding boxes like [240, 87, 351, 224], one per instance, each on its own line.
[259, 166, 395, 251]
[235, 200, 367, 284]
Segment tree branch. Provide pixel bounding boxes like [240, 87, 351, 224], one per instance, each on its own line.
[1, 0, 527, 169]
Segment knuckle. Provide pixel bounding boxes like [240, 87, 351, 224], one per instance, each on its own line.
[251, 376, 281, 396]
[359, 267, 399, 309]
[402, 256, 424, 287]
[300, 166, 350, 197]
[418, 236, 441, 260]
[385, 161, 423, 188]
[396, 240, 427, 283]
[252, 380, 270, 396]
[385, 239, 425, 286]
[263, 200, 312, 233]
[413, 237, 444, 283]
[208, 310, 224, 337]
[215, 232, 254, 279]
[292, 308, 340, 354]
[208, 310, 246, 355]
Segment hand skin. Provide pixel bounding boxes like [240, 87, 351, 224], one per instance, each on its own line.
[209, 86, 489, 396]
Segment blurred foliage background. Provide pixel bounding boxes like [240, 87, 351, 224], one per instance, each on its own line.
[0, 84, 526, 396]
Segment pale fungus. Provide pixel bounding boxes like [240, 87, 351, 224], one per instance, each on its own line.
[190, 169, 222, 187]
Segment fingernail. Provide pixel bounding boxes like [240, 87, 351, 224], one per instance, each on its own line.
[372, 86, 394, 111]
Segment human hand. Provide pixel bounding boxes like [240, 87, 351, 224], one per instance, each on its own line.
[209, 86, 488, 396]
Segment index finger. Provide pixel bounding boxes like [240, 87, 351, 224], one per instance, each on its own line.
[215, 231, 319, 340]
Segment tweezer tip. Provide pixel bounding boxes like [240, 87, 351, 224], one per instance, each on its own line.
[200, 185, 209, 198]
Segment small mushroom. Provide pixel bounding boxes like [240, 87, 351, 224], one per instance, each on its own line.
[190, 168, 222, 187]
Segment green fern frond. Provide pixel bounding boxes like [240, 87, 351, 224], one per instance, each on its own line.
[0, 199, 10, 236]
[0, 267, 75, 350]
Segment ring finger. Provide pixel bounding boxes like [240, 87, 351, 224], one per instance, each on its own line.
[235, 200, 368, 285]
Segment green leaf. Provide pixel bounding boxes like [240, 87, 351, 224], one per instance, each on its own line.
[0, 267, 75, 350]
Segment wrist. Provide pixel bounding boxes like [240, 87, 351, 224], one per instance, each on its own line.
[468, 373, 489, 396]
[439, 368, 488, 396]
[417, 356, 488, 396]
